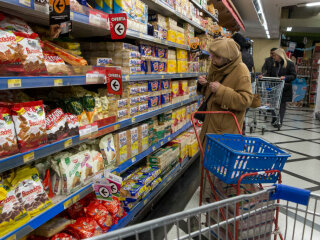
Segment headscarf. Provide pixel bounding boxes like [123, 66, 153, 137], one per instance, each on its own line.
[208, 38, 242, 82]
[273, 48, 292, 68]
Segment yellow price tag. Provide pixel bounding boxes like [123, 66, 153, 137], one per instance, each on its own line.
[8, 79, 21, 88]
[132, 117, 136, 123]
[114, 124, 120, 130]
[144, 199, 148, 205]
[6, 234, 16, 240]
[70, 12, 74, 20]
[23, 152, 34, 163]
[125, 75, 130, 80]
[160, 141, 163, 145]
[161, 75, 164, 79]
[132, 157, 136, 163]
[54, 79, 63, 86]
[180, 74, 183, 77]
[72, 194, 80, 203]
[64, 139, 73, 148]
[168, 137, 171, 141]
[152, 146, 156, 151]
[63, 199, 73, 209]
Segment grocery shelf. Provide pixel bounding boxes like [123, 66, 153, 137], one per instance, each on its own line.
[123, 72, 205, 81]
[126, 29, 190, 50]
[0, 96, 200, 173]
[114, 121, 192, 173]
[190, 0, 218, 22]
[0, 124, 197, 240]
[297, 66, 311, 69]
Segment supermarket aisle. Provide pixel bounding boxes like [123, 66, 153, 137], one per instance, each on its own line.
[141, 108, 320, 239]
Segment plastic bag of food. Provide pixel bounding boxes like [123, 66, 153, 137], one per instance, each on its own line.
[43, 51, 71, 75]
[82, 96, 99, 123]
[46, 108, 69, 142]
[34, 217, 73, 238]
[11, 166, 52, 217]
[11, 100, 47, 152]
[100, 196, 126, 225]
[84, 200, 113, 232]
[99, 134, 116, 167]
[78, 150, 93, 183]
[51, 233, 75, 240]
[68, 217, 102, 239]
[0, 107, 19, 157]
[90, 150, 104, 174]
[0, 182, 30, 237]
[65, 99, 89, 126]
[0, 13, 34, 34]
[65, 113, 80, 137]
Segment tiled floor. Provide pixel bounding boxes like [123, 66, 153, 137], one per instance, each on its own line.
[162, 108, 320, 239]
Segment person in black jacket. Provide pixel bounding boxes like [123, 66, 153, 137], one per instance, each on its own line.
[262, 48, 277, 74]
[232, 33, 254, 72]
[265, 48, 296, 128]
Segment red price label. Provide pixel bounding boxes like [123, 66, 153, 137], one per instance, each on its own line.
[106, 67, 123, 95]
[108, 13, 127, 39]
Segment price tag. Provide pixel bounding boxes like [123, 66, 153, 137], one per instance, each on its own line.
[64, 139, 73, 148]
[19, 0, 31, 7]
[114, 124, 120, 130]
[144, 199, 148, 205]
[90, 122, 98, 135]
[23, 152, 34, 163]
[8, 79, 21, 88]
[79, 122, 98, 140]
[161, 75, 164, 79]
[180, 74, 183, 77]
[132, 117, 136, 123]
[160, 141, 163, 145]
[72, 194, 80, 203]
[139, 33, 143, 38]
[152, 146, 156, 151]
[6, 234, 16, 240]
[168, 137, 171, 141]
[70, 11, 74, 20]
[54, 78, 63, 86]
[131, 157, 136, 163]
[63, 199, 73, 209]
[89, 11, 102, 26]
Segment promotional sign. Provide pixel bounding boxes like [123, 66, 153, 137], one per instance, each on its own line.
[106, 67, 123, 95]
[292, 78, 307, 102]
[108, 13, 127, 39]
[49, 0, 71, 38]
[189, 37, 200, 52]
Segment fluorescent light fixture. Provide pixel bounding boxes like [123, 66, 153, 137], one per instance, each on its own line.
[286, 27, 292, 31]
[306, 2, 320, 7]
[253, 0, 270, 38]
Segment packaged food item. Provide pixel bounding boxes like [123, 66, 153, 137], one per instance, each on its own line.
[154, 47, 167, 58]
[161, 93, 171, 106]
[68, 217, 102, 239]
[58, 153, 82, 194]
[167, 30, 176, 42]
[0, 29, 21, 73]
[11, 166, 52, 217]
[65, 99, 89, 126]
[120, 179, 145, 200]
[65, 113, 80, 136]
[51, 233, 74, 240]
[43, 51, 71, 75]
[171, 81, 179, 99]
[34, 218, 73, 238]
[0, 13, 34, 34]
[167, 59, 176, 73]
[177, 60, 187, 72]
[176, 32, 184, 45]
[138, 103, 148, 113]
[11, 100, 47, 152]
[117, 108, 129, 121]
[148, 80, 160, 93]
[82, 95, 99, 123]
[0, 182, 30, 237]
[138, 123, 148, 152]
[99, 134, 116, 167]
[67, 193, 93, 219]
[114, 131, 129, 165]
[139, 44, 153, 57]
[150, 177, 162, 190]
[91, 150, 104, 174]
[176, 49, 188, 60]
[45, 108, 69, 142]
[148, 95, 160, 109]
[158, 60, 166, 73]
[84, 200, 113, 232]
[0, 107, 19, 157]
[130, 127, 139, 157]
[95, 0, 113, 14]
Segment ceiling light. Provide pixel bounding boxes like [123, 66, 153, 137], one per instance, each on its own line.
[252, 0, 270, 39]
[306, 2, 320, 7]
[286, 27, 292, 31]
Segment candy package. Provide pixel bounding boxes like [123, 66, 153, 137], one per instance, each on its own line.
[84, 200, 113, 232]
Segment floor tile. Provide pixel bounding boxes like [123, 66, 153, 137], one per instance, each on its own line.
[255, 132, 300, 143]
[277, 141, 320, 157]
[284, 159, 320, 183]
[286, 152, 307, 160]
[284, 121, 320, 129]
[312, 140, 320, 144]
[281, 172, 316, 189]
[276, 130, 320, 140]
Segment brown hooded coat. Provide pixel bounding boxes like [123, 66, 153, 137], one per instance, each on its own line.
[197, 38, 253, 145]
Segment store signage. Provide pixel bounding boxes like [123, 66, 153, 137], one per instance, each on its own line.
[108, 13, 127, 39]
[106, 67, 123, 95]
[89, 9, 109, 29]
[49, 0, 71, 38]
[79, 122, 98, 140]
[189, 37, 200, 52]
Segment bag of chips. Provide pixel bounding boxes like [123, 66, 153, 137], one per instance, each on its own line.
[84, 200, 113, 232]
[68, 217, 102, 239]
[45, 108, 69, 142]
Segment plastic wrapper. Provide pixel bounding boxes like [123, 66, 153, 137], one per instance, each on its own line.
[51, 233, 75, 240]
[45, 108, 69, 142]
[99, 134, 116, 167]
[84, 200, 113, 232]
[65, 113, 80, 137]
[0, 107, 19, 157]
[68, 217, 102, 239]
[0, 13, 34, 34]
[11, 166, 53, 217]
[43, 51, 71, 75]
[65, 99, 89, 126]
[11, 100, 47, 152]
[82, 96, 98, 123]
[34, 218, 73, 238]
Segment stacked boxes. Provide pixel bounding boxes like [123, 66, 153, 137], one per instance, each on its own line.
[140, 43, 168, 74]
[167, 49, 177, 73]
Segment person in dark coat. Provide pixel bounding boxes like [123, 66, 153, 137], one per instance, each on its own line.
[232, 33, 254, 72]
[265, 48, 296, 127]
[262, 48, 277, 74]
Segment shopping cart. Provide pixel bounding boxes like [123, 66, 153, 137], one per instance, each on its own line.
[248, 77, 285, 134]
[89, 184, 319, 240]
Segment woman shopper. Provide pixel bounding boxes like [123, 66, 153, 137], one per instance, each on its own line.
[265, 48, 296, 128]
[197, 38, 253, 203]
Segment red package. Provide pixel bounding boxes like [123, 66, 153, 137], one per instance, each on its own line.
[68, 218, 102, 239]
[0, 107, 19, 157]
[65, 113, 80, 137]
[100, 197, 126, 224]
[84, 201, 113, 232]
[51, 233, 74, 240]
[43, 51, 71, 75]
[67, 198, 88, 219]
[11, 100, 47, 152]
[45, 108, 68, 142]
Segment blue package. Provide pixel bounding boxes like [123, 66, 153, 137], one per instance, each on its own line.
[161, 93, 171, 105]
[158, 61, 166, 72]
[141, 60, 147, 72]
[148, 95, 160, 108]
[148, 80, 160, 92]
[140, 44, 153, 57]
[161, 80, 171, 90]
[150, 60, 159, 73]
[154, 47, 167, 58]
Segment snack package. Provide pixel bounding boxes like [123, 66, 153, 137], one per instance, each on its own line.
[45, 108, 69, 142]
[0, 13, 34, 34]
[78, 150, 94, 183]
[0, 182, 30, 237]
[65, 113, 80, 136]
[0, 107, 19, 157]
[138, 123, 148, 152]
[68, 217, 102, 239]
[99, 134, 116, 167]
[100, 196, 126, 224]
[91, 150, 104, 174]
[65, 99, 89, 126]
[43, 51, 71, 75]
[34, 217, 73, 238]
[51, 233, 74, 240]
[59, 153, 82, 194]
[11, 100, 47, 152]
[130, 127, 139, 157]
[84, 201, 113, 232]
[114, 131, 129, 165]
[11, 166, 52, 217]
[120, 179, 145, 200]
[82, 96, 99, 123]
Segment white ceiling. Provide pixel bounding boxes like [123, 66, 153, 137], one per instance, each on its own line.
[231, 0, 320, 39]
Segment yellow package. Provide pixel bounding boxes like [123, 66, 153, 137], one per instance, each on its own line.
[130, 127, 139, 157]
[167, 30, 176, 43]
[0, 183, 30, 237]
[171, 81, 179, 98]
[177, 49, 188, 60]
[176, 32, 184, 45]
[11, 166, 53, 217]
[181, 107, 186, 121]
[115, 131, 129, 165]
[176, 109, 182, 123]
[188, 139, 199, 157]
[167, 60, 177, 73]
[177, 60, 188, 73]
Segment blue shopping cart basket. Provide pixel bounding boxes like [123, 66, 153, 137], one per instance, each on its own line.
[204, 134, 291, 184]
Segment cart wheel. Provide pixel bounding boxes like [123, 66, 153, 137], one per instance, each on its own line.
[250, 127, 253, 134]
[262, 128, 265, 135]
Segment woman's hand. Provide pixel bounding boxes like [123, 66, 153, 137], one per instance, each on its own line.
[198, 75, 208, 85]
[209, 82, 221, 93]
[280, 76, 286, 80]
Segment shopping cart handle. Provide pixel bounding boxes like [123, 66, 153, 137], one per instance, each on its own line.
[270, 184, 310, 206]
